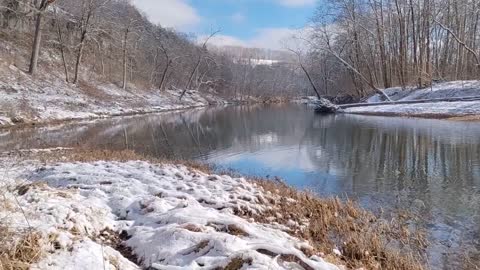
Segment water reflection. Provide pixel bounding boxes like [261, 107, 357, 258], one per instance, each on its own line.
[1, 105, 480, 269]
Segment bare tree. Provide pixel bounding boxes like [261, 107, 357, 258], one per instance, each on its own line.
[28, 0, 56, 75]
[180, 30, 220, 100]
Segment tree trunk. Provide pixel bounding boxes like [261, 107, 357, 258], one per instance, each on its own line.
[73, 33, 87, 85]
[300, 62, 321, 99]
[56, 18, 70, 82]
[181, 56, 202, 100]
[122, 29, 129, 90]
[28, 12, 44, 75]
[158, 60, 171, 91]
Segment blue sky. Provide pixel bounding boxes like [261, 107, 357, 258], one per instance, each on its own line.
[133, 0, 317, 49]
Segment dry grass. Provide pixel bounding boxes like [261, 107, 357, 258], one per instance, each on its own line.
[221, 257, 253, 270]
[248, 179, 427, 270]
[97, 229, 139, 266]
[447, 114, 480, 121]
[0, 227, 42, 270]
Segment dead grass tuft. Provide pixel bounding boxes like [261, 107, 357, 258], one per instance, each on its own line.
[97, 229, 138, 266]
[0, 227, 42, 270]
[206, 222, 249, 237]
[225, 224, 249, 237]
[15, 182, 47, 196]
[192, 240, 210, 253]
[222, 257, 253, 270]
[181, 224, 203, 233]
[447, 114, 480, 121]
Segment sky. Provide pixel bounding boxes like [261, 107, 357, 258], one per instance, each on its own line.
[132, 0, 317, 49]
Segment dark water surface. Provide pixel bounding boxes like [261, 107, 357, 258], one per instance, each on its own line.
[1, 104, 480, 269]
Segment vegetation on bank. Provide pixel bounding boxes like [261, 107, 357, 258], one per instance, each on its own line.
[1, 149, 429, 270]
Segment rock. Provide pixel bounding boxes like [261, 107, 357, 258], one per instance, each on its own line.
[314, 98, 341, 114]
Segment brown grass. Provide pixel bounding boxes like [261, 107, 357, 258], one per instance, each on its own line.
[222, 257, 253, 270]
[447, 114, 480, 121]
[97, 229, 139, 266]
[0, 227, 42, 270]
[248, 179, 427, 270]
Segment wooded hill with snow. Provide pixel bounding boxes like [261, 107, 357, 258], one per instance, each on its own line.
[301, 0, 480, 99]
[0, 0, 313, 126]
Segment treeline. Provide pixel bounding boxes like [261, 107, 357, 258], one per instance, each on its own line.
[306, 0, 480, 97]
[0, 0, 307, 99]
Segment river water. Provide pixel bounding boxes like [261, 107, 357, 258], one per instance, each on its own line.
[1, 104, 480, 269]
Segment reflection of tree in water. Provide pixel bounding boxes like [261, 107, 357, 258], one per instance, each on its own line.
[303, 115, 480, 210]
[303, 115, 480, 269]
[0, 105, 315, 157]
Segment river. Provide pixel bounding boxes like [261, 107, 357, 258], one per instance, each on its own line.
[1, 104, 480, 269]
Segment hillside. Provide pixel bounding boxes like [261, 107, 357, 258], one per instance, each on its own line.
[0, 29, 227, 127]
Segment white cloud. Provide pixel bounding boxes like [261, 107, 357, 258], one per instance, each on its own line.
[249, 28, 297, 49]
[204, 34, 247, 47]
[202, 27, 306, 50]
[230, 12, 246, 23]
[205, 25, 317, 51]
[133, 0, 201, 30]
[277, 0, 317, 7]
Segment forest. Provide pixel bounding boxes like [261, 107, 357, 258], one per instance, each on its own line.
[2, 0, 480, 100]
[307, 0, 480, 97]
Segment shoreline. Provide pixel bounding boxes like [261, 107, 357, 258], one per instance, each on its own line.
[339, 81, 480, 121]
[0, 103, 212, 130]
[343, 110, 480, 121]
[0, 149, 426, 270]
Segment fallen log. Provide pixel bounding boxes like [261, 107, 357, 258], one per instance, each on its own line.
[339, 95, 480, 109]
[314, 98, 341, 114]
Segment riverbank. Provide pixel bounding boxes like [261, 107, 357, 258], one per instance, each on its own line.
[343, 81, 480, 120]
[0, 149, 426, 270]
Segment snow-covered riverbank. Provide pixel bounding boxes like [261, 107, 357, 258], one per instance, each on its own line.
[344, 81, 480, 119]
[0, 154, 339, 269]
[0, 149, 426, 270]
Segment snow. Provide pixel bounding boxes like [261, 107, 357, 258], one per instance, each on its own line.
[33, 239, 140, 270]
[0, 160, 340, 270]
[346, 100, 480, 116]
[346, 80, 480, 117]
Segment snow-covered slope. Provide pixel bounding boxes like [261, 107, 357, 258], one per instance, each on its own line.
[0, 160, 339, 270]
[0, 37, 226, 127]
[0, 63, 225, 127]
[345, 81, 480, 118]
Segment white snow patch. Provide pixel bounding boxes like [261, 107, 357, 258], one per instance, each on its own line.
[346, 80, 480, 116]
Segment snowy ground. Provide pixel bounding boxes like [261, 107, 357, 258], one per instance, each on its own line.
[0, 155, 340, 270]
[0, 63, 225, 127]
[344, 81, 480, 118]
